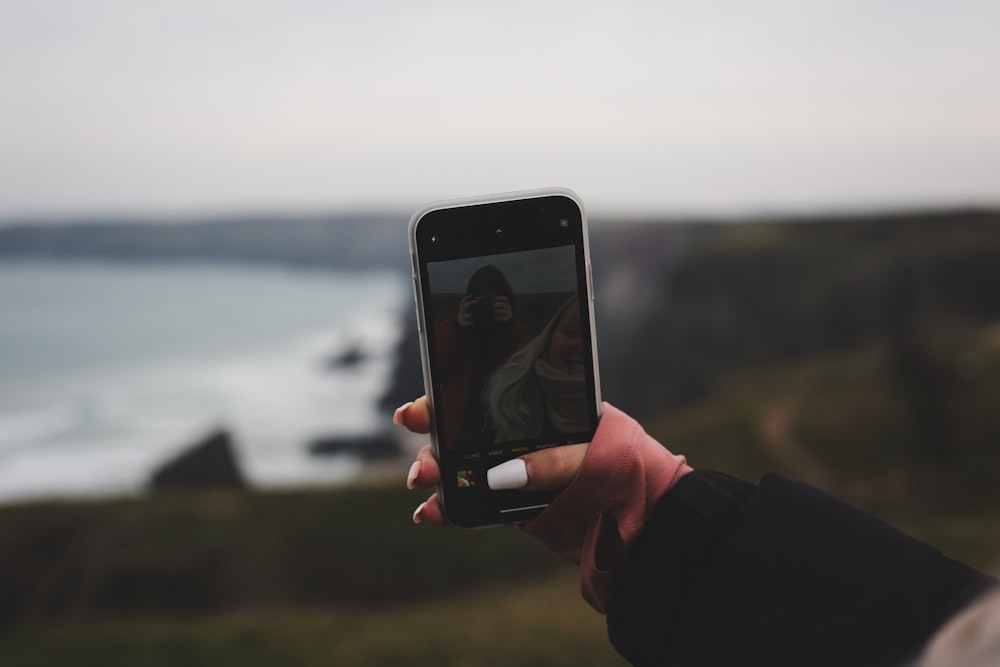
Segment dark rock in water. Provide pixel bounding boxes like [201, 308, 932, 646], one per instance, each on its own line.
[326, 344, 366, 370]
[150, 430, 245, 491]
[309, 432, 401, 461]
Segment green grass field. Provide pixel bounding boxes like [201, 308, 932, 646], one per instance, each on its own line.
[647, 323, 1000, 514]
[1, 480, 995, 666]
[0, 483, 625, 666]
[0, 570, 624, 667]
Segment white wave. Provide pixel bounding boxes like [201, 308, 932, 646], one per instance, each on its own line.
[0, 264, 409, 504]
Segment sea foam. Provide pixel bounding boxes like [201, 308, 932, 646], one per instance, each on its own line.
[0, 260, 407, 503]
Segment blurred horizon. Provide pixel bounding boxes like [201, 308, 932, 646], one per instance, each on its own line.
[3, 200, 1000, 230]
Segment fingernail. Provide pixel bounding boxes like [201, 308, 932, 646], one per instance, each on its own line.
[392, 402, 413, 426]
[412, 501, 426, 524]
[487, 458, 528, 490]
[406, 460, 421, 490]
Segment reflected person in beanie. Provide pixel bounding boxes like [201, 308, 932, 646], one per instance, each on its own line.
[434, 264, 532, 449]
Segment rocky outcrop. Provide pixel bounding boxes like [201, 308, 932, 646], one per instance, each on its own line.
[149, 430, 245, 491]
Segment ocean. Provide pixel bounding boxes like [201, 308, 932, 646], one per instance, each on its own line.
[0, 260, 408, 504]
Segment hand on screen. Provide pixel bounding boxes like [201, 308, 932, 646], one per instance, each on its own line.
[492, 295, 512, 323]
[456, 295, 478, 329]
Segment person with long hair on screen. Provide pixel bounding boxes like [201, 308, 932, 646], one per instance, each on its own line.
[485, 295, 590, 443]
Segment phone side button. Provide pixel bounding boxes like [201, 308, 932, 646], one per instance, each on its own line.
[412, 280, 424, 333]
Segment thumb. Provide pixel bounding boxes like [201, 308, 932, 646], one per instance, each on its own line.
[487, 443, 589, 491]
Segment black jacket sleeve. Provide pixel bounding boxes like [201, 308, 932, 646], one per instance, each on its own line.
[607, 470, 998, 667]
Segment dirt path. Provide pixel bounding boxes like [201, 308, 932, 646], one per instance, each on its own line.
[759, 394, 836, 490]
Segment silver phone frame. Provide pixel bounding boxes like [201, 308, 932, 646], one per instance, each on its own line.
[407, 186, 603, 527]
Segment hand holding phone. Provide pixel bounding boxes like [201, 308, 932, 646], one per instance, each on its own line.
[396, 396, 590, 526]
[408, 188, 602, 527]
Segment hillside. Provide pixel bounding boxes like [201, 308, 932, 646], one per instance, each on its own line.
[0, 213, 411, 271]
[593, 209, 1000, 518]
[596, 209, 1000, 416]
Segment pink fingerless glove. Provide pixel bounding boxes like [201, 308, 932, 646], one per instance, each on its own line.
[522, 402, 692, 613]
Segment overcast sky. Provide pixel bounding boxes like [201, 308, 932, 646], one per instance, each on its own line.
[1, 0, 999, 220]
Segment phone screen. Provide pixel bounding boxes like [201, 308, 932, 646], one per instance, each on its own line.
[410, 191, 601, 527]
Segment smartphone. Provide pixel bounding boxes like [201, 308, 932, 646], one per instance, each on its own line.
[409, 187, 602, 527]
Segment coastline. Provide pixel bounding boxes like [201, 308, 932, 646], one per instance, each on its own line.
[0, 261, 411, 506]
